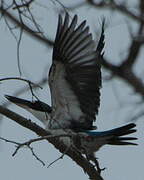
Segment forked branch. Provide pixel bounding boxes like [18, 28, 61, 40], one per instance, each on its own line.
[0, 105, 103, 180]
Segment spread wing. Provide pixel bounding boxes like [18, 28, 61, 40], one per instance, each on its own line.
[49, 13, 104, 130]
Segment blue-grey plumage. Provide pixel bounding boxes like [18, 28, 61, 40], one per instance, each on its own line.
[5, 95, 137, 148]
[4, 14, 137, 167]
[79, 123, 137, 153]
[5, 94, 137, 173]
[76, 123, 137, 172]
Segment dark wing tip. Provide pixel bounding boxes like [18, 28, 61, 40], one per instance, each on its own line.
[5, 95, 32, 108]
[5, 94, 52, 113]
[127, 123, 136, 128]
[52, 13, 103, 128]
[5, 95, 19, 103]
[108, 141, 138, 146]
[96, 19, 105, 56]
[108, 123, 137, 146]
[111, 123, 137, 137]
[108, 136, 138, 146]
[121, 123, 136, 131]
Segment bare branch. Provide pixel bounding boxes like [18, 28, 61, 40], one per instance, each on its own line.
[120, 21, 144, 68]
[13, 0, 35, 10]
[13, 134, 73, 147]
[47, 144, 71, 168]
[102, 58, 144, 97]
[0, 77, 43, 101]
[17, 28, 23, 76]
[0, 6, 53, 47]
[0, 77, 42, 88]
[0, 136, 20, 145]
[1, 77, 47, 109]
[0, 105, 103, 180]
[28, 145, 45, 166]
[87, 0, 144, 24]
[0, 136, 45, 166]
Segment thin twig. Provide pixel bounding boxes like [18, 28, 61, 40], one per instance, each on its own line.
[0, 106, 103, 180]
[0, 77, 42, 89]
[0, 136, 20, 145]
[0, 6, 54, 47]
[0, 136, 45, 166]
[87, 0, 144, 24]
[48, 144, 71, 168]
[14, 134, 73, 147]
[17, 28, 23, 76]
[13, 0, 34, 9]
[29, 146, 45, 166]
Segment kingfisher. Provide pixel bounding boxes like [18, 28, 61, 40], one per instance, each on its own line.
[5, 13, 137, 167]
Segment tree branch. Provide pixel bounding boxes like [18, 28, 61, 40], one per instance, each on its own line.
[121, 19, 144, 68]
[0, 105, 103, 180]
[0, 6, 53, 47]
[87, 0, 144, 24]
[102, 58, 144, 97]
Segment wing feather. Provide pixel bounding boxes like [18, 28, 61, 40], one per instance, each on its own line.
[50, 13, 105, 130]
[60, 15, 78, 48]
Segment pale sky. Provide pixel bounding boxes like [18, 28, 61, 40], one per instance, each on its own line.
[0, 1, 143, 180]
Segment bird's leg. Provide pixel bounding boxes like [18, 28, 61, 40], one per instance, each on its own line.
[93, 157, 106, 174]
[86, 153, 105, 175]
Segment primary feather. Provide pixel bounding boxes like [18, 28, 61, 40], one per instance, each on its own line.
[48, 13, 104, 130]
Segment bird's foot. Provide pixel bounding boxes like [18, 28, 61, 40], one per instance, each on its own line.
[86, 153, 106, 175]
[93, 157, 106, 175]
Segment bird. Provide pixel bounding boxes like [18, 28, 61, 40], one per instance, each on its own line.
[5, 13, 137, 171]
[5, 95, 137, 173]
[6, 13, 104, 131]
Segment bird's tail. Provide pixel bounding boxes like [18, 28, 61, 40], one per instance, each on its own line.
[86, 123, 137, 145]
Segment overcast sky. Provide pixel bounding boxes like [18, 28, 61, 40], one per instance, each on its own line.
[0, 1, 143, 180]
